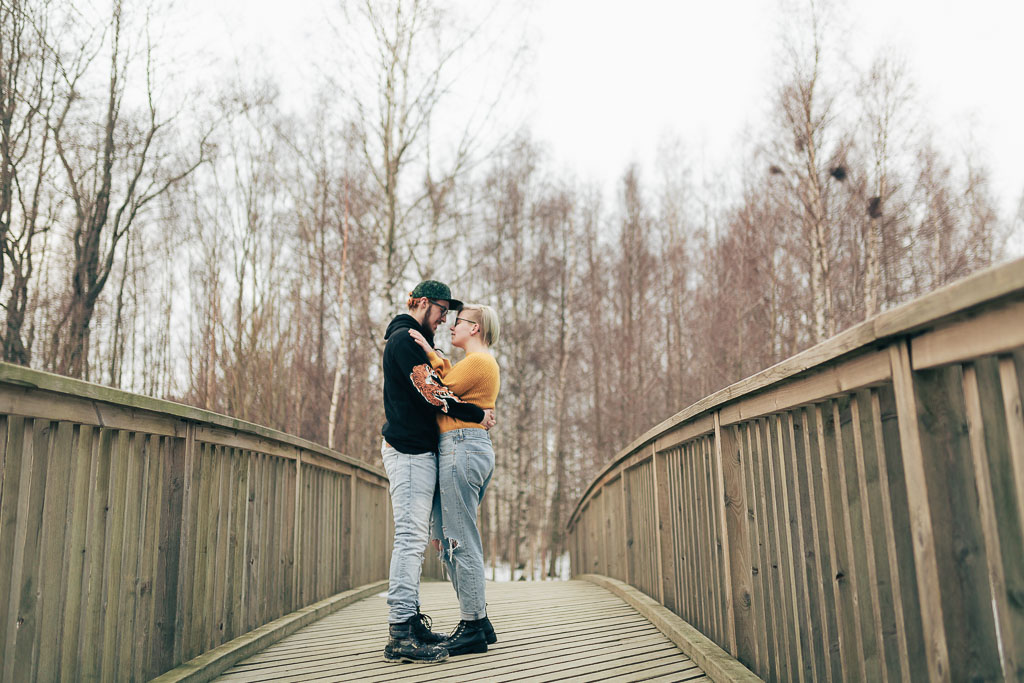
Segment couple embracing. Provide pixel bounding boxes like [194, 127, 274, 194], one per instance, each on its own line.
[379, 280, 502, 664]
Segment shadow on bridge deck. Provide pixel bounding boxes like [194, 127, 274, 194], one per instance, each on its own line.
[213, 579, 711, 682]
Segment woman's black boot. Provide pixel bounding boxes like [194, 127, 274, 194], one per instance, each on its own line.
[441, 619, 488, 656]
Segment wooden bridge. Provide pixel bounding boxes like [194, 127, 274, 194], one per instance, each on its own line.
[1, 257, 1022, 682]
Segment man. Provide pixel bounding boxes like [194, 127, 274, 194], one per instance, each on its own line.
[380, 280, 495, 664]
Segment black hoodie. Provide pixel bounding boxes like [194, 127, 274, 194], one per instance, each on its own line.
[381, 314, 485, 454]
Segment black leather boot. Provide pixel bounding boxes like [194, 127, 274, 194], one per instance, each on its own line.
[441, 619, 488, 656]
[409, 610, 447, 644]
[383, 620, 449, 663]
[480, 616, 497, 644]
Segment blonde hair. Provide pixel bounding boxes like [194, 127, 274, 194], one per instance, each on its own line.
[460, 304, 500, 347]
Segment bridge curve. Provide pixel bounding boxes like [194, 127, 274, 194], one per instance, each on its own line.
[1, 256, 1021, 682]
[209, 578, 733, 682]
[568, 256, 1024, 682]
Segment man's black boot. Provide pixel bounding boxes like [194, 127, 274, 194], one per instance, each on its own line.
[410, 610, 447, 644]
[383, 620, 449, 663]
[441, 619, 488, 656]
[480, 616, 497, 644]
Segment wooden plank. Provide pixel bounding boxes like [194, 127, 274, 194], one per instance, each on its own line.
[189, 442, 214, 659]
[754, 418, 788, 681]
[0, 415, 25, 677]
[196, 426, 300, 461]
[720, 350, 892, 427]
[769, 414, 803, 683]
[210, 446, 232, 650]
[282, 458, 297, 613]
[835, 397, 878, 680]
[344, 472, 355, 592]
[134, 434, 165, 681]
[175, 424, 201, 663]
[888, 342, 950, 681]
[913, 364, 1001, 681]
[963, 363, 1019, 679]
[152, 433, 185, 677]
[267, 458, 284, 621]
[245, 453, 262, 632]
[228, 449, 248, 639]
[654, 414, 715, 453]
[816, 402, 860, 679]
[702, 436, 724, 646]
[6, 420, 50, 680]
[200, 580, 732, 683]
[740, 424, 768, 677]
[802, 407, 841, 683]
[79, 428, 114, 680]
[714, 415, 745, 661]
[869, 388, 912, 683]
[690, 441, 708, 633]
[0, 386, 181, 437]
[115, 432, 146, 677]
[59, 424, 95, 682]
[668, 449, 690, 623]
[853, 390, 901, 682]
[679, 447, 696, 624]
[777, 413, 811, 683]
[653, 449, 673, 610]
[100, 429, 132, 681]
[911, 297, 1024, 370]
[981, 353, 1024, 680]
[999, 354, 1024, 599]
[621, 457, 634, 588]
[790, 409, 831, 679]
[583, 575, 760, 683]
[35, 421, 73, 682]
[291, 453, 303, 610]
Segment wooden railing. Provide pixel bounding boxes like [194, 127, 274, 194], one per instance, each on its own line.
[0, 365, 392, 682]
[568, 257, 1024, 682]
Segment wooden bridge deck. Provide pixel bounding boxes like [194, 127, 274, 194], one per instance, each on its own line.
[213, 580, 710, 682]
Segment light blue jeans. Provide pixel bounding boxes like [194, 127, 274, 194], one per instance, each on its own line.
[382, 441, 436, 624]
[430, 428, 495, 621]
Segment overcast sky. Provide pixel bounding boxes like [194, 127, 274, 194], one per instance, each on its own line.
[179, 0, 1024, 220]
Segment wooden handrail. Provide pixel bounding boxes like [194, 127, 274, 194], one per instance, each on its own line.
[568, 256, 1024, 682]
[0, 363, 392, 681]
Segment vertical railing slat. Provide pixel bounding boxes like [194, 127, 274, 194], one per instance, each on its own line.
[889, 342, 951, 682]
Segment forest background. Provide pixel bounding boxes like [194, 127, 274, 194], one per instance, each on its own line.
[2, 0, 1022, 579]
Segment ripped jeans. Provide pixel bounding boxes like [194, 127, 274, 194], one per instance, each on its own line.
[430, 428, 494, 621]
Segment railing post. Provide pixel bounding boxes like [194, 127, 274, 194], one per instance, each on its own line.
[347, 471, 357, 589]
[716, 411, 754, 666]
[651, 445, 671, 608]
[292, 451, 303, 610]
[622, 468, 632, 587]
[888, 341, 951, 681]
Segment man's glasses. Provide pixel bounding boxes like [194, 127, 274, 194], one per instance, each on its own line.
[426, 299, 450, 319]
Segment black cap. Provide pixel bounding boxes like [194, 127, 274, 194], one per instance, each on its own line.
[410, 280, 463, 311]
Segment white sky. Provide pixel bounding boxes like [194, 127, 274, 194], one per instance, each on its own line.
[177, 0, 1024, 219]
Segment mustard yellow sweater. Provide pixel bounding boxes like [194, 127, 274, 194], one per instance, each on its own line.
[427, 350, 500, 433]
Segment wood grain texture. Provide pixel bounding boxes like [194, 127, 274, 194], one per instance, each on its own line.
[200, 580, 737, 683]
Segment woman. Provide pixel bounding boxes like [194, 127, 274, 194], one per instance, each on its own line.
[408, 304, 500, 656]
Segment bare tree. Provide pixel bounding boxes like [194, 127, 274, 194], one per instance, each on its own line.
[857, 52, 915, 316]
[336, 0, 523, 310]
[1, 0, 63, 364]
[49, 0, 208, 378]
[769, 0, 845, 342]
